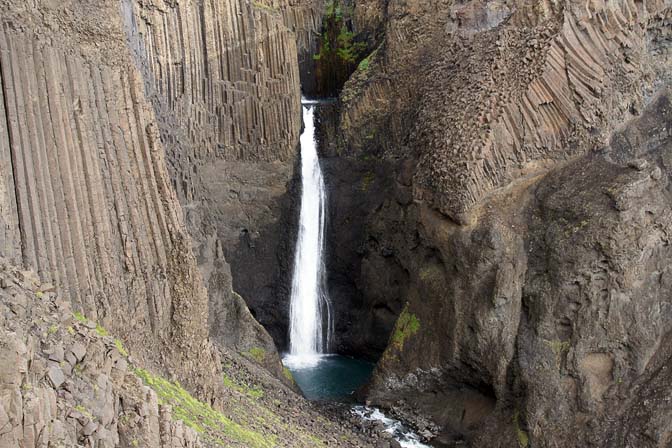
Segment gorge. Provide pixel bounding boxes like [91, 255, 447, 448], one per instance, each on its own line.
[0, 0, 671, 447]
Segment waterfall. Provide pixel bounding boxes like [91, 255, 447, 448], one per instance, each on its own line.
[286, 102, 333, 367]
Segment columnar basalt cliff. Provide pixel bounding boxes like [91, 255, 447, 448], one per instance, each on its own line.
[0, 0, 376, 446]
[123, 0, 324, 355]
[320, 0, 672, 445]
[0, 0, 217, 384]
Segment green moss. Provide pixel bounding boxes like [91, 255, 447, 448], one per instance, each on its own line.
[75, 405, 95, 421]
[36, 291, 44, 299]
[252, 1, 278, 12]
[391, 305, 420, 351]
[115, 339, 128, 357]
[361, 171, 375, 191]
[282, 367, 294, 383]
[73, 311, 87, 323]
[309, 434, 324, 445]
[67, 326, 75, 335]
[419, 265, 444, 283]
[134, 368, 275, 447]
[247, 347, 266, 363]
[223, 374, 264, 399]
[513, 410, 529, 447]
[358, 56, 370, 71]
[546, 339, 570, 356]
[47, 324, 58, 335]
[95, 324, 109, 337]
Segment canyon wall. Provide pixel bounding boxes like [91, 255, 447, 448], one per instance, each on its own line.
[0, 0, 220, 385]
[123, 0, 323, 353]
[324, 0, 672, 445]
[0, 0, 355, 446]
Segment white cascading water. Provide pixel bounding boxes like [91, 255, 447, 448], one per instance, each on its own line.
[285, 101, 333, 368]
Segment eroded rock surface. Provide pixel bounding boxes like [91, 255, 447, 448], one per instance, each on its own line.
[323, 0, 672, 445]
[0, 261, 376, 447]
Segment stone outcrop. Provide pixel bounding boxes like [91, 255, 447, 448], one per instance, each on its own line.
[362, 89, 672, 447]
[0, 264, 206, 448]
[341, 0, 672, 220]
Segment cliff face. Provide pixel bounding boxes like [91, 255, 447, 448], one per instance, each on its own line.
[123, 0, 322, 354]
[0, 0, 371, 446]
[325, 0, 672, 444]
[0, 261, 374, 447]
[0, 0, 218, 387]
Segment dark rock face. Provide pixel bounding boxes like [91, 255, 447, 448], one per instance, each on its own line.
[324, 0, 672, 444]
[122, 0, 324, 372]
[210, 159, 301, 351]
[360, 90, 672, 447]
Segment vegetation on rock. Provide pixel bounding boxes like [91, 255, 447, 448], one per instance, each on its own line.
[391, 306, 420, 351]
[134, 367, 276, 447]
[313, 0, 367, 95]
[513, 410, 530, 448]
[247, 346, 267, 363]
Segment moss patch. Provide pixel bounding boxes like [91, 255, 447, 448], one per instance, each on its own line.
[252, 1, 278, 12]
[223, 374, 264, 399]
[391, 306, 420, 351]
[358, 56, 370, 71]
[282, 367, 295, 383]
[73, 311, 87, 323]
[513, 410, 529, 447]
[134, 368, 276, 447]
[74, 405, 95, 421]
[114, 338, 128, 357]
[545, 339, 570, 356]
[247, 347, 266, 363]
[95, 324, 109, 337]
[360, 171, 375, 191]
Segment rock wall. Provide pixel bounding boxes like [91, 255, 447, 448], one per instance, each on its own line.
[323, 0, 672, 444]
[342, 0, 672, 221]
[0, 0, 219, 391]
[363, 89, 672, 447]
[122, 0, 323, 355]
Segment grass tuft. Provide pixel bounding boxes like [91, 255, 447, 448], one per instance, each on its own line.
[247, 347, 266, 363]
[114, 338, 128, 357]
[134, 368, 275, 447]
[391, 305, 420, 351]
[513, 410, 529, 447]
[95, 324, 109, 337]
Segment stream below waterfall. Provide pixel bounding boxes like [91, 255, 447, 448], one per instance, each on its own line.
[284, 98, 431, 447]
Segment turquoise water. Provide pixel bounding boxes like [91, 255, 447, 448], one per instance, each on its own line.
[283, 354, 375, 401]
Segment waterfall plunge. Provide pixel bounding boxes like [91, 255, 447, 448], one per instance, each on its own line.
[285, 103, 333, 368]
